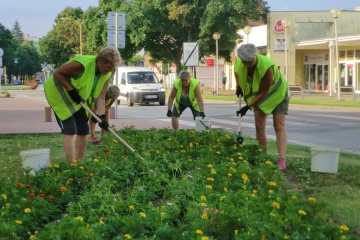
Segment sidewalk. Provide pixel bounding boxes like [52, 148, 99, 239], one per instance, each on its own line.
[0, 90, 171, 135]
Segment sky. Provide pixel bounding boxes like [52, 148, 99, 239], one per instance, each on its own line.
[0, 0, 359, 38]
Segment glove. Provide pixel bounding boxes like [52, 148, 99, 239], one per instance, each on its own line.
[68, 89, 82, 104]
[167, 110, 172, 117]
[236, 105, 250, 117]
[98, 114, 109, 131]
[200, 112, 205, 119]
[90, 115, 98, 123]
[236, 86, 243, 98]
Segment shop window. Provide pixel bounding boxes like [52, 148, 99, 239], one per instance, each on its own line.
[356, 50, 360, 60]
[339, 51, 346, 61]
[347, 50, 354, 60]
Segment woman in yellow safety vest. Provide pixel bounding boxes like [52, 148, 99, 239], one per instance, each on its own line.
[44, 46, 121, 164]
[234, 43, 289, 170]
[166, 71, 205, 130]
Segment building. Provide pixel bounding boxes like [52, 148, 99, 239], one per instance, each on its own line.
[228, 8, 360, 97]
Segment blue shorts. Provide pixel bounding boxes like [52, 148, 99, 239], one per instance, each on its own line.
[55, 107, 89, 135]
[171, 104, 201, 120]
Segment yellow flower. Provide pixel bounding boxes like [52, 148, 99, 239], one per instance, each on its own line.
[67, 178, 73, 183]
[160, 212, 165, 216]
[1, 194, 7, 199]
[129, 205, 135, 210]
[268, 190, 274, 194]
[340, 225, 349, 231]
[22, 198, 27, 201]
[234, 230, 239, 235]
[24, 208, 31, 213]
[207, 164, 213, 168]
[229, 157, 234, 161]
[308, 197, 316, 202]
[298, 210, 307, 216]
[220, 196, 226, 201]
[265, 160, 272, 165]
[123, 234, 132, 239]
[340, 236, 346, 240]
[206, 177, 214, 182]
[201, 213, 208, 219]
[140, 212, 147, 218]
[29, 235, 36, 240]
[283, 236, 290, 239]
[200, 195, 207, 201]
[227, 173, 232, 177]
[229, 167, 236, 173]
[216, 151, 220, 155]
[15, 220, 22, 225]
[196, 229, 203, 235]
[211, 169, 217, 175]
[79, 166, 84, 170]
[241, 174, 249, 183]
[224, 187, 228, 192]
[272, 202, 280, 209]
[34, 231, 38, 235]
[48, 164, 53, 168]
[5, 203, 10, 208]
[75, 216, 84, 221]
[113, 139, 118, 143]
[199, 202, 207, 207]
[258, 148, 263, 152]
[268, 181, 277, 187]
[94, 158, 99, 162]
[270, 213, 276, 217]
[206, 185, 212, 190]
[201, 237, 209, 240]
[291, 195, 297, 200]
[99, 217, 105, 225]
[54, 164, 59, 168]
[189, 143, 193, 148]
[181, 150, 186, 153]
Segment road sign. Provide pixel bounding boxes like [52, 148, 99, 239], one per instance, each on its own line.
[107, 30, 126, 49]
[137, 61, 144, 67]
[107, 12, 126, 49]
[107, 12, 126, 31]
[183, 42, 199, 66]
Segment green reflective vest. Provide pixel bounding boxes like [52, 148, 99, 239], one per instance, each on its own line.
[173, 78, 200, 114]
[234, 54, 288, 114]
[44, 55, 111, 120]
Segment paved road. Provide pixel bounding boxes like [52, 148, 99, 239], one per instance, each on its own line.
[1, 86, 359, 155]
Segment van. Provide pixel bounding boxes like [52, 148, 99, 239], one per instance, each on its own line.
[114, 66, 166, 106]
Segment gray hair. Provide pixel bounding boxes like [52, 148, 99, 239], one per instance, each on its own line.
[237, 44, 257, 62]
[179, 71, 190, 80]
[96, 46, 121, 68]
[107, 85, 120, 99]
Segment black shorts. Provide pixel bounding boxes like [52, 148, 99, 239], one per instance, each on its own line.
[253, 94, 289, 115]
[55, 107, 89, 135]
[171, 104, 201, 120]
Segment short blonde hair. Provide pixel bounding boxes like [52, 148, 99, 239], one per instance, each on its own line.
[237, 44, 257, 62]
[97, 47, 121, 68]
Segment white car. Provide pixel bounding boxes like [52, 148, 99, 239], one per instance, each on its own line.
[114, 66, 166, 106]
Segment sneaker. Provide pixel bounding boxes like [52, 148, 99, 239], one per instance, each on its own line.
[91, 137, 100, 143]
[277, 158, 286, 170]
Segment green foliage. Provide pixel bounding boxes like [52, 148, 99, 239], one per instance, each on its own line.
[0, 129, 357, 239]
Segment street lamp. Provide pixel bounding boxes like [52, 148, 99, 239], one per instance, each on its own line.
[213, 32, 221, 95]
[330, 8, 341, 100]
[281, 19, 290, 80]
[243, 26, 252, 43]
[61, 17, 83, 55]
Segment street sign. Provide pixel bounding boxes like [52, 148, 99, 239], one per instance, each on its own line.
[107, 30, 126, 49]
[107, 12, 126, 49]
[183, 42, 199, 66]
[137, 61, 144, 67]
[107, 12, 126, 31]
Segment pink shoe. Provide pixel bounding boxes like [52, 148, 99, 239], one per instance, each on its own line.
[277, 158, 286, 170]
[91, 137, 100, 143]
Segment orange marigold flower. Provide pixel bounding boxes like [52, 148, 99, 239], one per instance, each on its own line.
[103, 149, 109, 153]
[60, 186, 67, 192]
[16, 182, 22, 187]
[26, 184, 31, 188]
[28, 193, 35, 198]
[48, 195, 55, 200]
[38, 193, 46, 198]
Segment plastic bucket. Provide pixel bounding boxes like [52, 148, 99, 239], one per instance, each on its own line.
[20, 148, 50, 175]
[310, 146, 340, 173]
[195, 117, 211, 132]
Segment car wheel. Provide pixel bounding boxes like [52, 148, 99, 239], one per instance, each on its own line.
[159, 102, 165, 106]
[127, 95, 134, 107]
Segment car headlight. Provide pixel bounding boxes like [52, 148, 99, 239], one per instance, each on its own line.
[132, 87, 140, 92]
[160, 87, 165, 92]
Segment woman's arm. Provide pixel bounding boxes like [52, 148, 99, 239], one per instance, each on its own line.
[53, 61, 84, 90]
[194, 84, 204, 112]
[95, 80, 110, 116]
[167, 87, 177, 111]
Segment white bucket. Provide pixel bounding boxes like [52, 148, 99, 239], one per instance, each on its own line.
[195, 117, 211, 132]
[20, 148, 50, 175]
[310, 146, 340, 173]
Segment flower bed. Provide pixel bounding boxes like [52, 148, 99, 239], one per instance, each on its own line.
[0, 128, 354, 239]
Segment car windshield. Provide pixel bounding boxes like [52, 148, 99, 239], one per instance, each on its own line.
[127, 72, 159, 84]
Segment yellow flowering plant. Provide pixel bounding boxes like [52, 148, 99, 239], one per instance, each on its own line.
[0, 128, 356, 239]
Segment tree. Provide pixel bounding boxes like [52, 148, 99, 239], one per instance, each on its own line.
[111, 0, 268, 74]
[11, 20, 24, 43]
